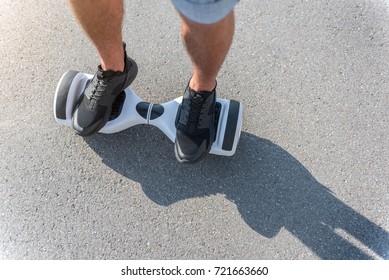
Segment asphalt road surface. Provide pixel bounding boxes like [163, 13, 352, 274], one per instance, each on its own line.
[1, 0, 388, 259]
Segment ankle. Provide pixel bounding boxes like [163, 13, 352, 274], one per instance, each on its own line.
[99, 43, 126, 72]
[189, 77, 216, 92]
[100, 59, 125, 72]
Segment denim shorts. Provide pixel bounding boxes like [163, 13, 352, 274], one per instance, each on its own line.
[171, 0, 239, 24]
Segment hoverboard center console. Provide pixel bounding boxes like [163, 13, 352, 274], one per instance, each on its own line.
[53, 71, 243, 156]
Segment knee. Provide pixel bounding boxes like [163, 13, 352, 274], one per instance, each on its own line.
[171, 0, 239, 24]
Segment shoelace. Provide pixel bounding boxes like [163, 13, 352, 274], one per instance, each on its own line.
[188, 94, 205, 127]
[90, 77, 107, 102]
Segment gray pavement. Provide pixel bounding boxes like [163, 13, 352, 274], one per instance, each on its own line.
[0, 0, 388, 259]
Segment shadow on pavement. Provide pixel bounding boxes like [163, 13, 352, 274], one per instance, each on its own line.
[85, 126, 389, 260]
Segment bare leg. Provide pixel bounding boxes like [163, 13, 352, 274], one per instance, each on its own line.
[68, 0, 138, 137]
[68, 0, 125, 72]
[180, 11, 235, 92]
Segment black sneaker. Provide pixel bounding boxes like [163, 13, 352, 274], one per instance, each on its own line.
[72, 44, 138, 136]
[175, 85, 216, 163]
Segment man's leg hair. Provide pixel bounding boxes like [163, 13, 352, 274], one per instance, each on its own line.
[68, 0, 125, 71]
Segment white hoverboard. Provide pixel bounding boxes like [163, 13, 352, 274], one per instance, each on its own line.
[53, 71, 243, 156]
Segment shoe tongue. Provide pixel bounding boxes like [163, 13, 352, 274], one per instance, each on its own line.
[189, 87, 213, 101]
[97, 65, 119, 79]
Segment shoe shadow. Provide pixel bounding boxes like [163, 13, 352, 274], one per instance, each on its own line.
[84, 126, 389, 259]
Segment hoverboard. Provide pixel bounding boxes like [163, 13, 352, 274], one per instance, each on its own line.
[53, 71, 243, 156]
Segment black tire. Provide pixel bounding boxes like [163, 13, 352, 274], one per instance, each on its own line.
[222, 100, 241, 151]
[54, 70, 79, 120]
